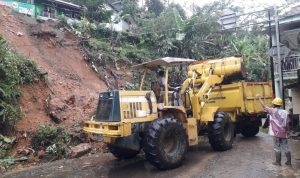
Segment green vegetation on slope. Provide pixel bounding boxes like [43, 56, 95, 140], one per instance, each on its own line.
[66, 0, 270, 87]
[0, 35, 42, 130]
[31, 125, 73, 159]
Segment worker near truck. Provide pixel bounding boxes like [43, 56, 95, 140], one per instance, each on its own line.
[258, 96, 292, 167]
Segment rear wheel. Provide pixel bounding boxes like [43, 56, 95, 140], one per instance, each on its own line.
[240, 124, 259, 137]
[108, 144, 139, 159]
[144, 117, 188, 170]
[208, 112, 234, 151]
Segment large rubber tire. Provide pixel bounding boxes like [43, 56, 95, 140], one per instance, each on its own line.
[208, 112, 234, 151]
[108, 144, 140, 159]
[144, 117, 188, 170]
[240, 124, 259, 137]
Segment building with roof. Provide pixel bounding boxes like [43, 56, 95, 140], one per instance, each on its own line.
[268, 6, 300, 116]
[34, 0, 81, 19]
[104, 0, 137, 32]
[0, 0, 82, 19]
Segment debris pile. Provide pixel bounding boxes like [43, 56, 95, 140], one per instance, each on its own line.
[30, 22, 58, 37]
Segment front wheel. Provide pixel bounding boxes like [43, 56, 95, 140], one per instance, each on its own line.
[144, 117, 188, 170]
[208, 112, 234, 151]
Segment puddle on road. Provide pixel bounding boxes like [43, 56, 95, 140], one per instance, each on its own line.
[105, 144, 215, 178]
[265, 154, 300, 178]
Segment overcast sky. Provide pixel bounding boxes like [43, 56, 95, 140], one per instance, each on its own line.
[170, 0, 286, 7]
[140, 0, 288, 16]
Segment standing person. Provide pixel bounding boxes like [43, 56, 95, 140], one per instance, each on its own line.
[258, 96, 292, 166]
[157, 70, 166, 91]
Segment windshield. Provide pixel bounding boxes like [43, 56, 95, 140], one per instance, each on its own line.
[95, 91, 120, 122]
[96, 98, 113, 121]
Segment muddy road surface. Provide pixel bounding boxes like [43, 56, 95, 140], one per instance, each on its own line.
[3, 133, 300, 178]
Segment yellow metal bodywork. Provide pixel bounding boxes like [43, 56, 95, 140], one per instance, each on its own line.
[84, 56, 273, 147]
[119, 90, 158, 123]
[190, 82, 273, 122]
[186, 118, 198, 145]
[188, 56, 245, 79]
[83, 90, 159, 140]
[183, 57, 272, 123]
[83, 121, 132, 137]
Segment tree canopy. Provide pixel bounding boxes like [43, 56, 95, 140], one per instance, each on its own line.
[68, 0, 271, 83]
[146, 0, 165, 16]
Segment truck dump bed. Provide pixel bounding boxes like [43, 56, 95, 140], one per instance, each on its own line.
[207, 82, 273, 114]
[241, 82, 273, 114]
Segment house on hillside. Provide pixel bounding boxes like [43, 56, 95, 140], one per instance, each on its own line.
[34, 0, 81, 20]
[268, 5, 300, 122]
[0, 0, 36, 16]
[105, 0, 137, 32]
[0, 0, 82, 19]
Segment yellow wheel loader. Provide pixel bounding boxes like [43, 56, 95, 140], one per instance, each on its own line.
[84, 56, 273, 170]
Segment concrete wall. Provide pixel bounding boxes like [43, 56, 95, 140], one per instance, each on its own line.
[291, 85, 300, 114]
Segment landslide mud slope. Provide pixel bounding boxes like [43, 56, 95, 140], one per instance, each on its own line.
[0, 6, 106, 135]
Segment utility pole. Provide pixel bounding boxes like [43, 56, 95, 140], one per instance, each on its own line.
[268, 9, 276, 96]
[274, 6, 284, 100]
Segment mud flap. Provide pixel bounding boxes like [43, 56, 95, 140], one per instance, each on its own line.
[112, 133, 141, 151]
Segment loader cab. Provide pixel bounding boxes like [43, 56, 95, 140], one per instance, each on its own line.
[133, 57, 195, 109]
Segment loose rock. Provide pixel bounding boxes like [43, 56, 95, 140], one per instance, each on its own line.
[69, 143, 92, 158]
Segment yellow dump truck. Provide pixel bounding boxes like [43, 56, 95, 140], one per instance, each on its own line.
[84, 56, 273, 170]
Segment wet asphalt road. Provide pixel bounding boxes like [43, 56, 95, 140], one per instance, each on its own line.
[3, 133, 300, 178]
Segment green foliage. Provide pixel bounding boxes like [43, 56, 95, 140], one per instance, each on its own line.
[0, 135, 15, 159]
[169, 3, 186, 20]
[137, 1, 270, 81]
[72, 0, 270, 83]
[121, 0, 139, 18]
[146, 0, 165, 16]
[230, 32, 269, 82]
[0, 156, 28, 172]
[85, 38, 152, 65]
[68, 0, 112, 23]
[0, 36, 42, 129]
[0, 102, 21, 128]
[31, 125, 71, 158]
[138, 6, 185, 57]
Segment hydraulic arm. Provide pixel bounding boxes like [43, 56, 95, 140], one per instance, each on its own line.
[180, 56, 245, 119]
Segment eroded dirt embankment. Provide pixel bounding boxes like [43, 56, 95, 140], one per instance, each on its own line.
[0, 6, 106, 145]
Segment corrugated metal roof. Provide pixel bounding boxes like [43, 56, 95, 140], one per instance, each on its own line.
[48, 0, 81, 9]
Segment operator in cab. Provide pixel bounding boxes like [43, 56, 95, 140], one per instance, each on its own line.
[157, 70, 166, 91]
[258, 96, 292, 167]
[157, 70, 178, 91]
[155, 70, 182, 108]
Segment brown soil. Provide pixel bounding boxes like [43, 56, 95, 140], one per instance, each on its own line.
[0, 6, 106, 141]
